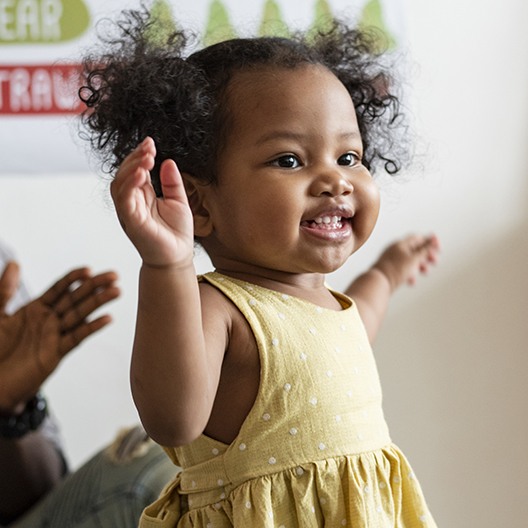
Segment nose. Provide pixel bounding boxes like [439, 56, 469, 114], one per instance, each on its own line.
[309, 168, 354, 197]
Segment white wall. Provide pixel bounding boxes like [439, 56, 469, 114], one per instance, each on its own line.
[1, 0, 527, 526]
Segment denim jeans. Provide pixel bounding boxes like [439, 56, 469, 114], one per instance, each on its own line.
[11, 436, 176, 528]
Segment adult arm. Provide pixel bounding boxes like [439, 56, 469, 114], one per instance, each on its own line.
[0, 262, 119, 523]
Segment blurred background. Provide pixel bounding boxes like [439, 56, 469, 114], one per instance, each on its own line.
[1, 0, 527, 526]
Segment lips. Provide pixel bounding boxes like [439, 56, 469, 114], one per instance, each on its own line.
[300, 208, 353, 240]
[301, 206, 354, 229]
[301, 215, 347, 229]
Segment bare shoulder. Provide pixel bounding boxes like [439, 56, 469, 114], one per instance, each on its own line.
[198, 280, 260, 443]
[198, 279, 252, 344]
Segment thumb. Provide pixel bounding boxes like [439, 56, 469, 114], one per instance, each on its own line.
[159, 159, 189, 204]
[0, 261, 21, 314]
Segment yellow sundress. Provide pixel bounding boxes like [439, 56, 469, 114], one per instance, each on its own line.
[140, 272, 437, 527]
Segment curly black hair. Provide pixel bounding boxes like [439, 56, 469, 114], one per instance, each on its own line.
[79, 6, 408, 194]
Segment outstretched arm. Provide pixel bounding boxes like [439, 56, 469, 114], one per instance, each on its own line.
[345, 234, 440, 343]
[112, 138, 225, 447]
[0, 262, 119, 523]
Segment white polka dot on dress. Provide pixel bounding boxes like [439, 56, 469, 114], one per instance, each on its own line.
[239, 443, 247, 451]
[268, 457, 277, 465]
[262, 413, 271, 421]
[272, 338, 279, 346]
[245, 501, 252, 509]
[212, 448, 219, 456]
[309, 397, 318, 406]
[289, 427, 298, 436]
[309, 327, 317, 335]
[249, 299, 257, 306]
[284, 383, 292, 392]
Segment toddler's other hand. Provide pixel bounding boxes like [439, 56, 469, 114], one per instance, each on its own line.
[373, 234, 440, 292]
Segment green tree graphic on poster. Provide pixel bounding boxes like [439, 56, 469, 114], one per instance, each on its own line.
[144, 0, 178, 47]
[358, 0, 396, 49]
[309, 0, 334, 36]
[259, 0, 289, 37]
[204, 0, 237, 46]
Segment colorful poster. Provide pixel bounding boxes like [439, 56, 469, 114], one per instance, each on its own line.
[0, 0, 403, 174]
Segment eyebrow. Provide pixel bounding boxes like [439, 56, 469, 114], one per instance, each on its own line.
[255, 130, 362, 145]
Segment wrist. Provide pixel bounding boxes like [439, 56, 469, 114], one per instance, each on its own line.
[370, 264, 397, 293]
[0, 394, 48, 439]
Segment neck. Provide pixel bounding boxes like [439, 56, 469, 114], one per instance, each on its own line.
[212, 263, 342, 310]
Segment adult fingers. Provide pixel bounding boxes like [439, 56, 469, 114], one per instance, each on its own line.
[39, 267, 92, 307]
[58, 314, 113, 356]
[54, 273, 120, 330]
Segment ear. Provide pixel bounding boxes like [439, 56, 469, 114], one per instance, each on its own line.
[182, 173, 214, 238]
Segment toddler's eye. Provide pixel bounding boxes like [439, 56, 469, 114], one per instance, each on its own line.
[271, 155, 301, 168]
[337, 152, 361, 166]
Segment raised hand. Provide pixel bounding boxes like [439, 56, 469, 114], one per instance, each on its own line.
[373, 234, 440, 291]
[110, 137, 195, 268]
[0, 266, 120, 411]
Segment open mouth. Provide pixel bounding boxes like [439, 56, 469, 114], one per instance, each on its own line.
[301, 215, 350, 230]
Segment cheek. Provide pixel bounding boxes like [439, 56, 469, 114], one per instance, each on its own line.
[356, 182, 381, 239]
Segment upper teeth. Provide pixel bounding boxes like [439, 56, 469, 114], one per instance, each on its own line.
[314, 216, 341, 224]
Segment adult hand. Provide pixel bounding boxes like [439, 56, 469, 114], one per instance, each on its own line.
[0, 265, 120, 412]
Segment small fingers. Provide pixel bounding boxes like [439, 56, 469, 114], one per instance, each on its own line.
[111, 138, 156, 196]
[159, 159, 189, 204]
[0, 261, 20, 313]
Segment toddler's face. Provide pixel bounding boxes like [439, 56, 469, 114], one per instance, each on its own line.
[199, 64, 380, 277]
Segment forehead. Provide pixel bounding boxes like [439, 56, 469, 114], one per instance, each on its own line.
[224, 65, 358, 136]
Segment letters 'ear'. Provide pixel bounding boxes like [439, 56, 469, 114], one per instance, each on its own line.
[182, 174, 214, 238]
